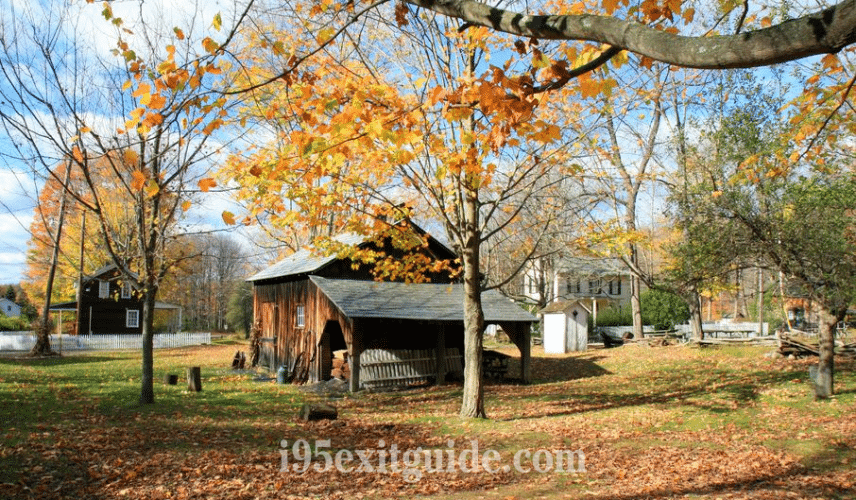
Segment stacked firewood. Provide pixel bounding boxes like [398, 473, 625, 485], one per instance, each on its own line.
[839, 341, 856, 357]
[776, 335, 856, 358]
[777, 336, 819, 358]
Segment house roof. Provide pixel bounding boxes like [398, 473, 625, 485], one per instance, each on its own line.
[0, 297, 19, 307]
[248, 225, 458, 283]
[247, 233, 366, 282]
[540, 300, 591, 314]
[309, 275, 535, 323]
[556, 257, 629, 278]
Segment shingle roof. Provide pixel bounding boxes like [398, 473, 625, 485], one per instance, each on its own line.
[556, 257, 629, 277]
[247, 233, 365, 282]
[309, 276, 535, 323]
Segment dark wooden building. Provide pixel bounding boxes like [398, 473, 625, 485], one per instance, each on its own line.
[248, 231, 535, 391]
[50, 264, 181, 334]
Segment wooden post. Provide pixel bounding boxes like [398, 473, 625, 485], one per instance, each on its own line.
[186, 366, 202, 391]
[501, 322, 532, 384]
[349, 350, 360, 393]
[348, 320, 360, 393]
[435, 323, 446, 386]
[520, 323, 531, 384]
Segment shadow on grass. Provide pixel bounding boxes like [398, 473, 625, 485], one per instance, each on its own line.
[493, 356, 806, 420]
[0, 355, 120, 366]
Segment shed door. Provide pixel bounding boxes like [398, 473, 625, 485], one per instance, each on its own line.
[260, 301, 278, 367]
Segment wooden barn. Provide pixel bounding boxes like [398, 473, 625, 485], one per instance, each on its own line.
[50, 263, 181, 335]
[248, 231, 536, 391]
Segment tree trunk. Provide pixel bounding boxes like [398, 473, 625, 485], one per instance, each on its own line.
[139, 287, 158, 404]
[813, 304, 840, 399]
[756, 267, 764, 336]
[459, 186, 486, 419]
[630, 273, 643, 340]
[31, 163, 74, 356]
[688, 288, 704, 341]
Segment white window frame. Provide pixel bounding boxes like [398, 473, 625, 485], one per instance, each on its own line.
[609, 278, 622, 296]
[295, 305, 305, 329]
[126, 309, 140, 328]
[99, 280, 110, 299]
[121, 282, 132, 299]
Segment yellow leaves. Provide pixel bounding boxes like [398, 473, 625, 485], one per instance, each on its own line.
[130, 171, 146, 191]
[147, 93, 167, 110]
[125, 108, 145, 130]
[181, 200, 192, 212]
[72, 145, 85, 163]
[531, 50, 551, 69]
[602, 0, 623, 14]
[202, 37, 219, 54]
[212, 13, 222, 31]
[221, 211, 236, 225]
[821, 54, 841, 71]
[202, 118, 224, 135]
[145, 179, 160, 197]
[316, 27, 337, 45]
[173, 27, 185, 40]
[198, 178, 217, 192]
[132, 83, 151, 98]
[124, 149, 139, 166]
[577, 74, 601, 98]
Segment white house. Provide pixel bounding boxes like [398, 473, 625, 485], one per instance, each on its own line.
[523, 256, 633, 318]
[541, 300, 589, 353]
[0, 298, 21, 318]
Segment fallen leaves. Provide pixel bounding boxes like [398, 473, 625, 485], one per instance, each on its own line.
[2, 344, 856, 499]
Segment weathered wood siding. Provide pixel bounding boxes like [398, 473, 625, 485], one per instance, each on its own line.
[253, 278, 353, 382]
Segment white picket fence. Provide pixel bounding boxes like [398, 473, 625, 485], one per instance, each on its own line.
[0, 332, 211, 352]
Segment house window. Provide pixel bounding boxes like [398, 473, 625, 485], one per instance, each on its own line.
[121, 282, 132, 299]
[567, 280, 581, 294]
[99, 280, 110, 298]
[295, 305, 305, 328]
[126, 309, 140, 328]
[588, 280, 601, 295]
[608, 279, 622, 296]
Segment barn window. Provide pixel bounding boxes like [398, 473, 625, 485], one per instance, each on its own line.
[126, 309, 140, 328]
[121, 282, 132, 299]
[99, 280, 110, 298]
[295, 305, 305, 328]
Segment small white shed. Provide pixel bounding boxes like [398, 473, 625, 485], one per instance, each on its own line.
[541, 300, 589, 353]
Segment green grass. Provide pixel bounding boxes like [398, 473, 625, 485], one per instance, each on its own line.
[1, 341, 855, 499]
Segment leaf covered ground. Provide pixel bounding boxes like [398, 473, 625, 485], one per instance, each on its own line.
[1, 340, 854, 499]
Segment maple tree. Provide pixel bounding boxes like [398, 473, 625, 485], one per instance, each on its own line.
[225, 5, 580, 417]
[0, 0, 249, 402]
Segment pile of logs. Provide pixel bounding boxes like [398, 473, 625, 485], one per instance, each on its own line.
[777, 336, 819, 358]
[838, 341, 856, 357]
[775, 336, 856, 358]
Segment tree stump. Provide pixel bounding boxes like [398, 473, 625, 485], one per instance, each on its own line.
[300, 403, 338, 421]
[163, 374, 178, 385]
[187, 366, 202, 392]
